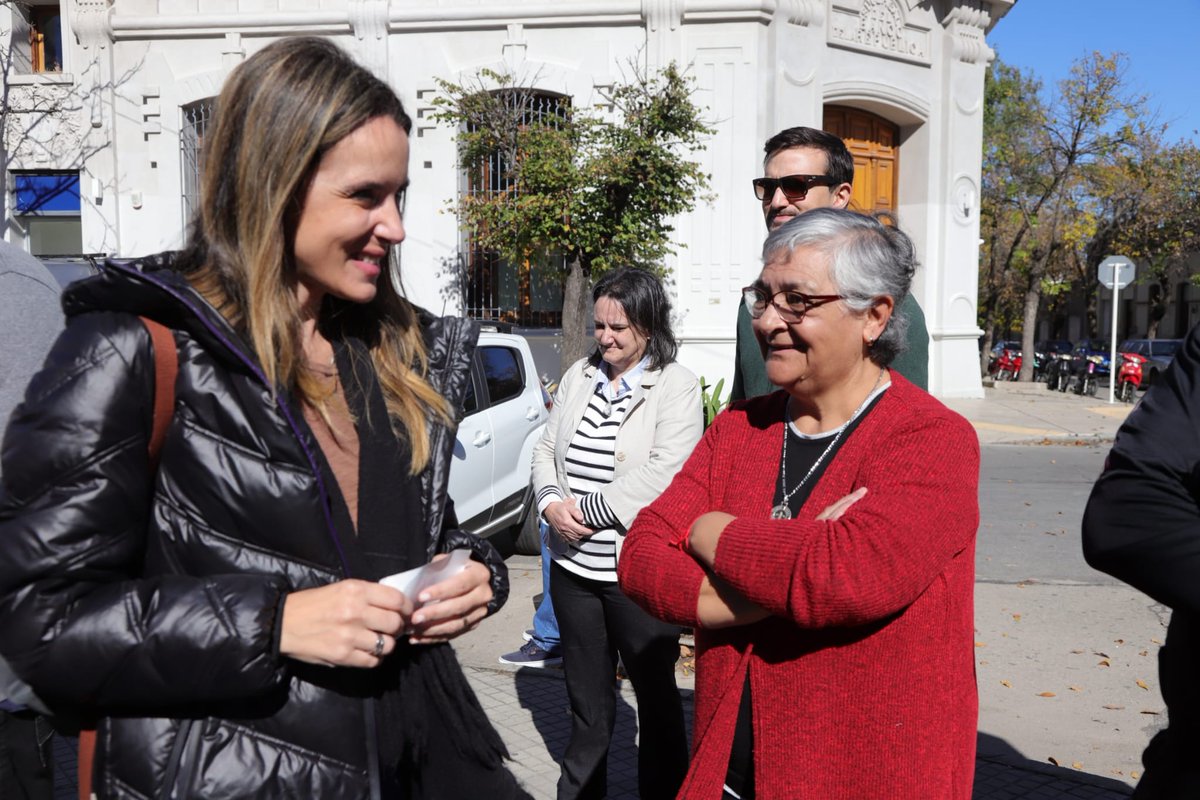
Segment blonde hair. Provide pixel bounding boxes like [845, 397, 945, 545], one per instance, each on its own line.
[179, 37, 449, 473]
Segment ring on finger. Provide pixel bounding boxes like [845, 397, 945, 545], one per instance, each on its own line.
[373, 632, 385, 658]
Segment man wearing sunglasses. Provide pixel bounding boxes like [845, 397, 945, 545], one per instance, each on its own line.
[730, 127, 929, 400]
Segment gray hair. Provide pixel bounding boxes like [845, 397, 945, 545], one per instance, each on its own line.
[761, 208, 917, 367]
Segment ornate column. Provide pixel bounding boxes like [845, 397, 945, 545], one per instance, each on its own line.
[930, 1, 997, 397]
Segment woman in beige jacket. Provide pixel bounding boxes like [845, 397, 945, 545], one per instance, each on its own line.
[532, 267, 702, 799]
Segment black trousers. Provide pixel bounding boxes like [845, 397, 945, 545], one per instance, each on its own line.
[0, 710, 53, 800]
[550, 562, 688, 800]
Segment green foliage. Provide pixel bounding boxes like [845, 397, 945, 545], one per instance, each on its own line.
[978, 51, 1157, 354]
[431, 62, 714, 282]
[699, 377, 727, 429]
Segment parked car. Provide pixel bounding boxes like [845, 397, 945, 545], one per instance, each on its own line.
[448, 325, 551, 555]
[40, 255, 102, 288]
[1116, 338, 1183, 389]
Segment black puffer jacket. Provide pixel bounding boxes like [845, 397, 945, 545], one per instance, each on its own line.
[0, 256, 509, 798]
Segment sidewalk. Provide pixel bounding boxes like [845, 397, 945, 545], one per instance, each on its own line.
[453, 379, 1141, 799]
[460, 563, 1137, 799]
[943, 379, 1134, 446]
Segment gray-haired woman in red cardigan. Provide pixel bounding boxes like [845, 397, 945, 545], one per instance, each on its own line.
[619, 208, 981, 799]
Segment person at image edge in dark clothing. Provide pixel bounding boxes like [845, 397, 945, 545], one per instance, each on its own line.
[0, 37, 528, 799]
[731, 126, 928, 400]
[1083, 322, 1200, 798]
[0, 241, 64, 799]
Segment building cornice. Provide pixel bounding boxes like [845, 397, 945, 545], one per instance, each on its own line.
[108, 1, 799, 40]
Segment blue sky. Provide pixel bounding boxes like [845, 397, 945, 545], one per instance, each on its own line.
[989, 1, 1200, 144]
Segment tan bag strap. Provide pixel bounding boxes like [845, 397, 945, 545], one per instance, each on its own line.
[78, 316, 177, 800]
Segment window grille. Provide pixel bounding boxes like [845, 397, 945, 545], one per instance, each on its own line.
[464, 90, 567, 327]
[180, 98, 215, 238]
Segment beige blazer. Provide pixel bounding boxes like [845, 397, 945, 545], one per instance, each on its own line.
[531, 357, 703, 560]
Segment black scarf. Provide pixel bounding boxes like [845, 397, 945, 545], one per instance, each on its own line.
[322, 339, 509, 798]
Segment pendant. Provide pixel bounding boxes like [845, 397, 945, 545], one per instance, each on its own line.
[770, 503, 791, 520]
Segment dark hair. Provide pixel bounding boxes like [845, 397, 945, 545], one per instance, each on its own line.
[762, 208, 916, 367]
[763, 127, 854, 187]
[588, 267, 678, 371]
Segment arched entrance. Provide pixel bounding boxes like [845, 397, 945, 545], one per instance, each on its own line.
[823, 105, 899, 214]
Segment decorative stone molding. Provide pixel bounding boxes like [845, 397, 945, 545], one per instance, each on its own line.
[71, 0, 112, 52]
[4, 84, 85, 168]
[349, 0, 390, 78]
[779, 0, 824, 27]
[413, 87, 440, 140]
[503, 23, 528, 73]
[829, 0, 931, 66]
[946, 4, 995, 64]
[642, 0, 684, 32]
[642, 0, 684, 66]
[70, 0, 113, 129]
[221, 32, 246, 70]
[142, 87, 161, 138]
[824, 79, 929, 123]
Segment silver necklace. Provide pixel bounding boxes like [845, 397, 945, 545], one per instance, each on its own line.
[770, 370, 886, 520]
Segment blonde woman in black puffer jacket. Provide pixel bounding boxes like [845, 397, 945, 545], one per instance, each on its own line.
[0, 38, 527, 800]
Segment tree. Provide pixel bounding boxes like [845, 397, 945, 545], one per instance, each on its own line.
[980, 52, 1146, 380]
[432, 63, 713, 373]
[978, 59, 1045, 373]
[1101, 137, 1200, 337]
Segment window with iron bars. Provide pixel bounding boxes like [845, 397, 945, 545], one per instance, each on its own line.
[180, 98, 214, 239]
[464, 90, 567, 327]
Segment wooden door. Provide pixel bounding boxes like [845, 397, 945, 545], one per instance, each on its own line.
[823, 106, 899, 213]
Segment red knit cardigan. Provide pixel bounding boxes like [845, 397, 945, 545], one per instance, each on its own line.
[618, 374, 980, 799]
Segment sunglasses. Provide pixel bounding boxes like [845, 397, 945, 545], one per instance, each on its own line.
[751, 174, 838, 202]
[742, 286, 844, 323]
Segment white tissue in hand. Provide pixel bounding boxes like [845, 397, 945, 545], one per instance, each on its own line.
[379, 549, 472, 601]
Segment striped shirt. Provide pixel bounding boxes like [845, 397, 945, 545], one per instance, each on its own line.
[541, 361, 645, 581]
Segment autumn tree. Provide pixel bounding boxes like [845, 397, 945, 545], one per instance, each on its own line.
[978, 59, 1045, 373]
[432, 63, 713, 373]
[980, 52, 1146, 380]
[1101, 137, 1200, 337]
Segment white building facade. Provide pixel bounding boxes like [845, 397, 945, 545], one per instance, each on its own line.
[3, 0, 1014, 398]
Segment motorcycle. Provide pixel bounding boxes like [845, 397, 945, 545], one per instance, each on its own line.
[991, 347, 1022, 382]
[1048, 353, 1074, 392]
[1115, 351, 1145, 403]
[1031, 350, 1048, 382]
[1072, 354, 1105, 397]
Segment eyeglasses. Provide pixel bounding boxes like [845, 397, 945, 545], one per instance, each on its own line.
[751, 174, 838, 202]
[742, 286, 844, 323]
